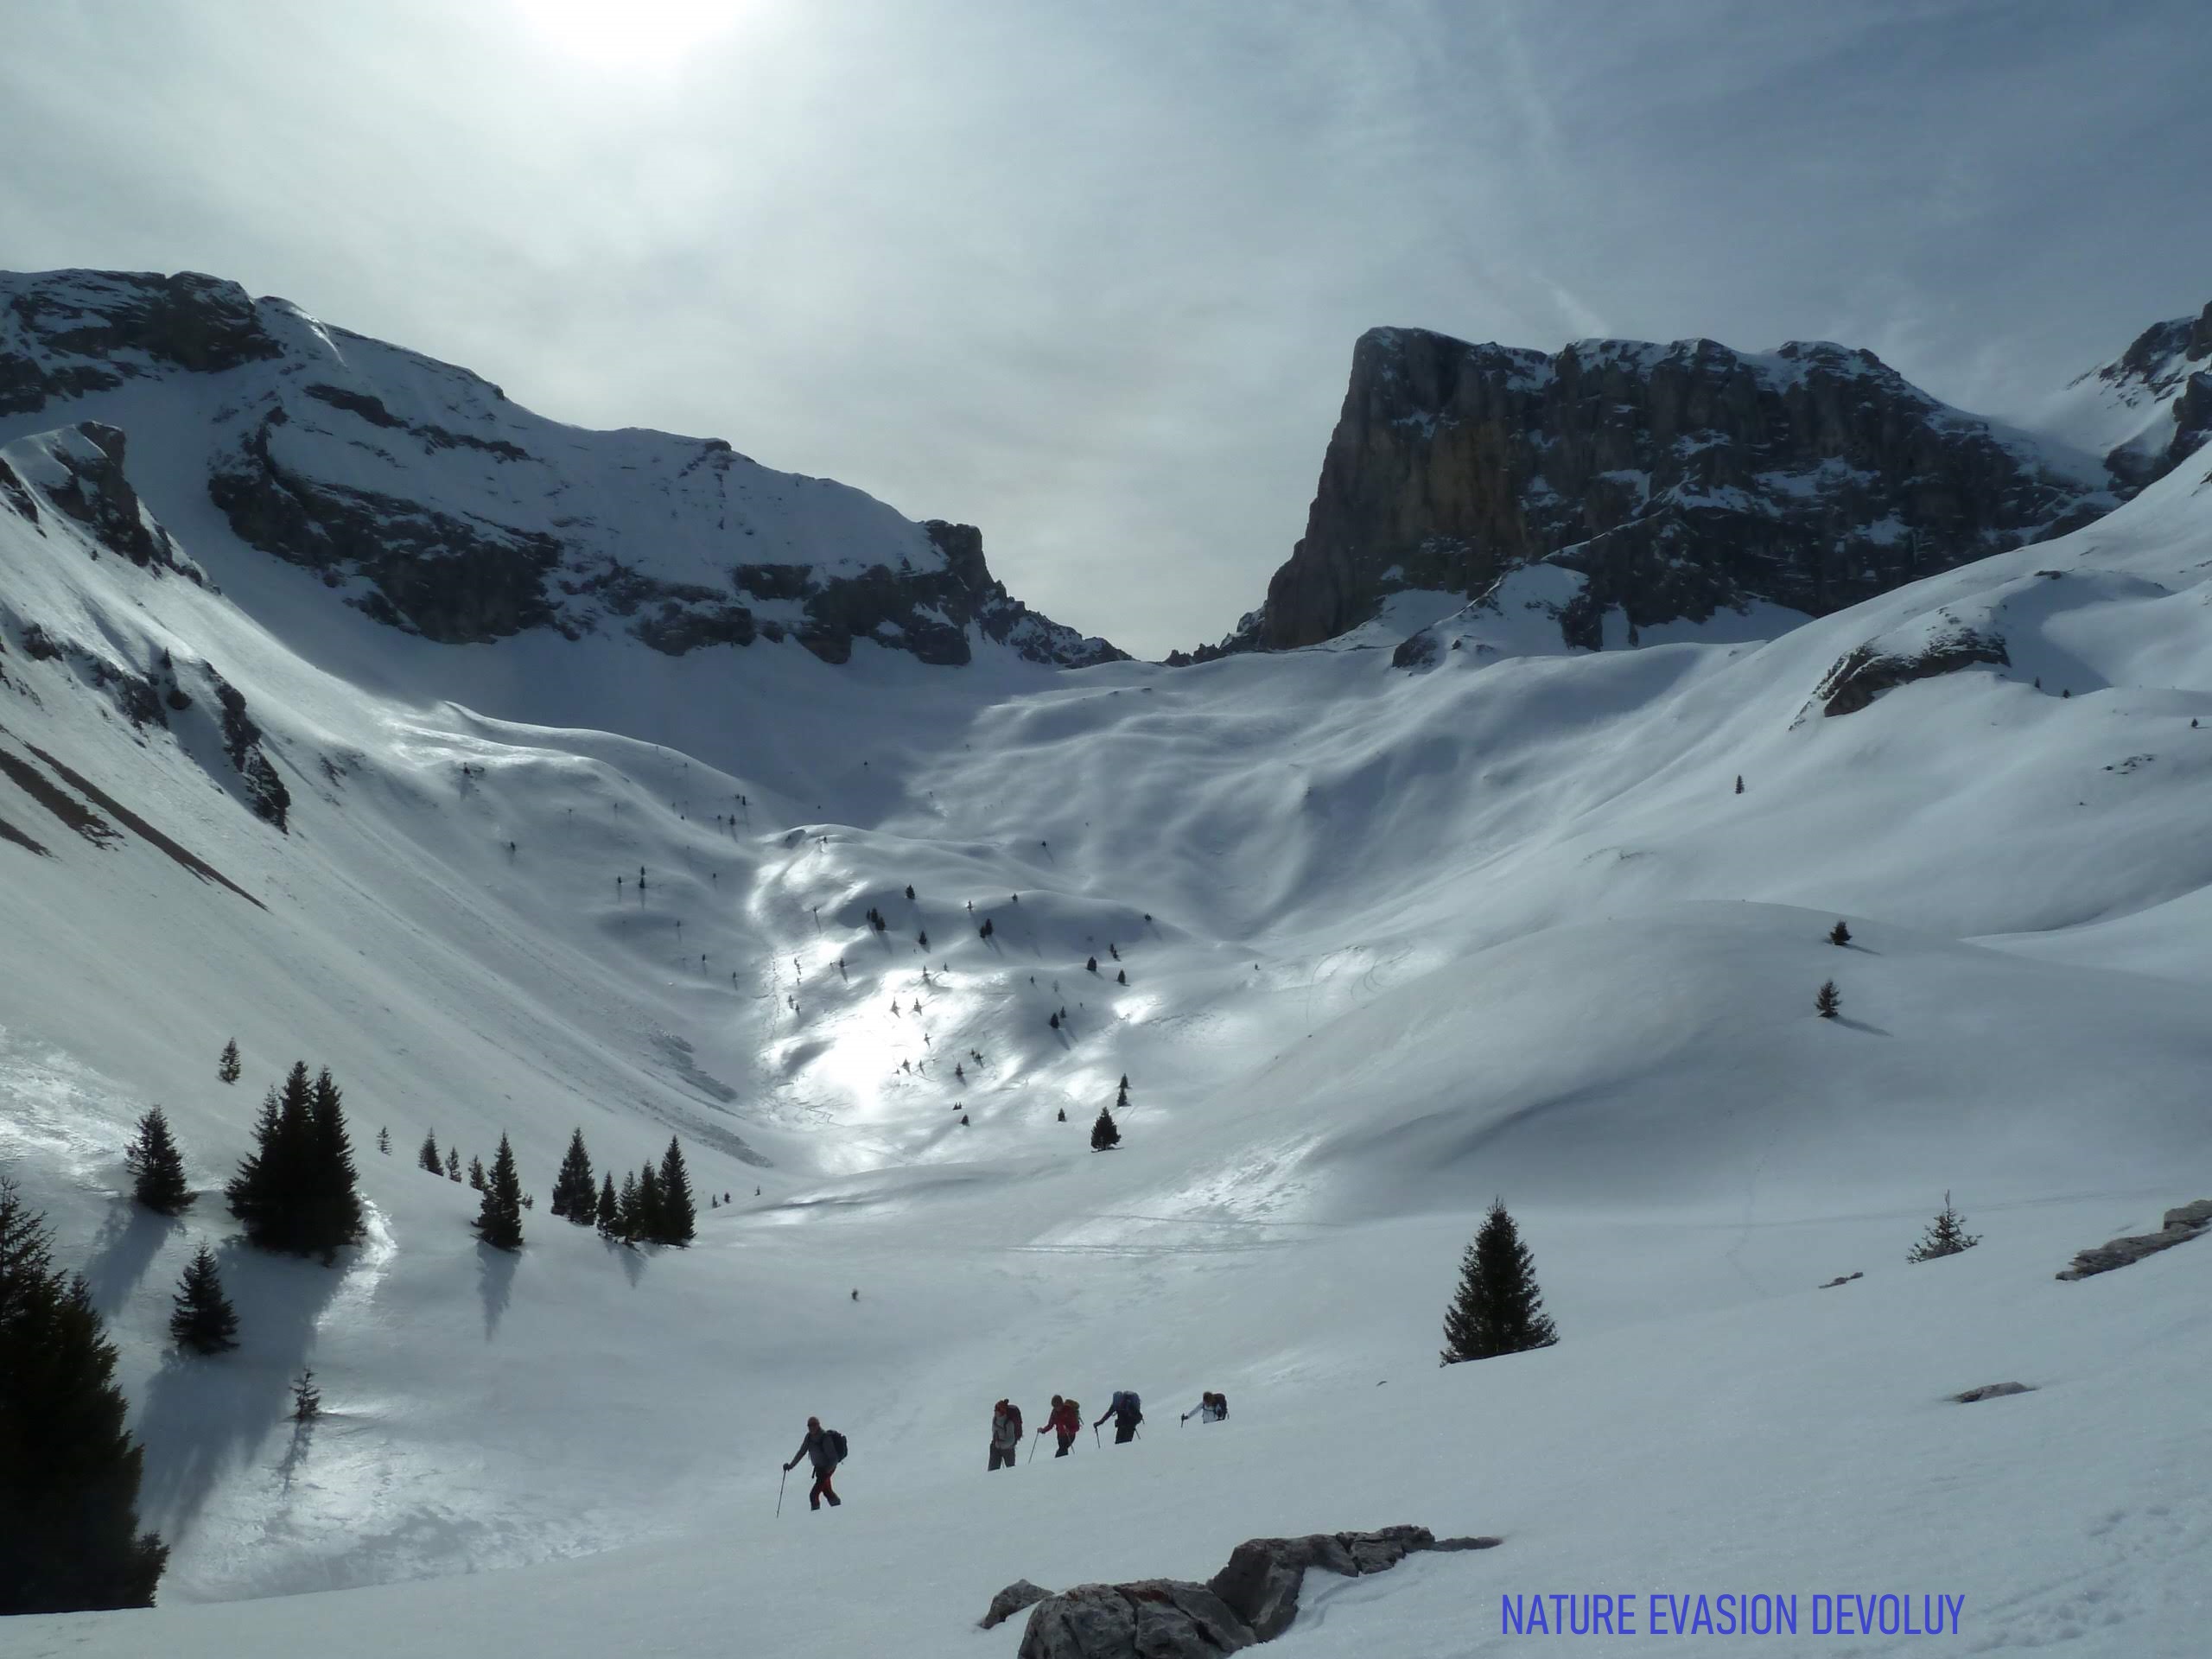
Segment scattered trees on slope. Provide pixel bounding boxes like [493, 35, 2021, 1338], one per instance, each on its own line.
[225, 1064, 363, 1260]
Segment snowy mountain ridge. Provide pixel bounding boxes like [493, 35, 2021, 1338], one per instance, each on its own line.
[0, 268, 1122, 669]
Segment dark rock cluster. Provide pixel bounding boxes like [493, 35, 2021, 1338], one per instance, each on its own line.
[997, 1525, 1501, 1658]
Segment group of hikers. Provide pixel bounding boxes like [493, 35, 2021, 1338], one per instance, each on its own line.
[781, 1388, 1228, 1513]
[988, 1387, 1227, 1468]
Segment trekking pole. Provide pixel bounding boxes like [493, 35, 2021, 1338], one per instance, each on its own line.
[1027, 1433, 1039, 1465]
[1093, 1424, 1100, 1448]
[777, 1465, 788, 1517]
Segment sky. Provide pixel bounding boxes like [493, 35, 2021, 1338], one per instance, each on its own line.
[3, 1, 2208, 659]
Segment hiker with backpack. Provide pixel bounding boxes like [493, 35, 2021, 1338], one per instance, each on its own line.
[1095, 1389, 1143, 1444]
[988, 1399, 1023, 1471]
[1045, 1394, 1082, 1458]
[1180, 1391, 1228, 1425]
[785, 1415, 847, 1510]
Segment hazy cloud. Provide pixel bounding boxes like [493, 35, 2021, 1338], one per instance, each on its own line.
[3, 0, 2205, 656]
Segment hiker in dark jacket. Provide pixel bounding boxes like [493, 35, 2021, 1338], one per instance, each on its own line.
[988, 1399, 1023, 1470]
[785, 1415, 841, 1509]
[1046, 1395, 1082, 1457]
[1094, 1389, 1142, 1444]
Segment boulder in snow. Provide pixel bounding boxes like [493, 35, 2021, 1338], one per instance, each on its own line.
[981, 1579, 1052, 1630]
[2056, 1201, 2211, 1280]
[1954, 1382, 2033, 1403]
[1015, 1580, 1255, 1658]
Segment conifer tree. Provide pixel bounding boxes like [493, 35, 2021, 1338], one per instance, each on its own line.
[0, 1179, 168, 1611]
[1908, 1192, 1981, 1262]
[378, 1128, 391, 1155]
[290, 1369, 321, 1422]
[304, 1069, 364, 1258]
[1440, 1200, 1558, 1363]
[226, 1068, 311, 1251]
[217, 1039, 241, 1084]
[168, 1244, 238, 1354]
[1116, 969, 1127, 984]
[550, 1129, 597, 1225]
[419, 1131, 442, 1174]
[445, 1147, 461, 1182]
[1090, 1107, 1120, 1150]
[1086, 956, 1097, 973]
[1828, 920, 1852, 946]
[1057, 1108, 1066, 1122]
[616, 1169, 641, 1239]
[596, 1172, 620, 1236]
[474, 1134, 524, 1251]
[657, 1138, 696, 1246]
[635, 1162, 666, 1243]
[124, 1107, 192, 1216]
[1815, 980, 1841, 1019]
[467, 1156, 486, 1192]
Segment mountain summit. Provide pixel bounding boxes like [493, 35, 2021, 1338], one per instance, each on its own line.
[0, 268, 1122, 669]
[1181, 314, 2212, 659]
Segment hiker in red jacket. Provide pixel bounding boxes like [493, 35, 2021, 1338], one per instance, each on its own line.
[1046, 1394, 1083, 1457]
[785, 1416, 842, 1509]
[988, 1399, 1023, 1470]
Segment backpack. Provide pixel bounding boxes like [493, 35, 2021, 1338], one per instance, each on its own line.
[1000, 1403, 1022, 1440]
[824, 1428, 849, 1465]
[1110, 1389, 1141, 1421]
[1213, 1395, 1228, 1421]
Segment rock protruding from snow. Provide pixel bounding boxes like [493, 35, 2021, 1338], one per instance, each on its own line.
[2048, 302, 2212, 491]
[981, 1580, 1053, 1630]
[1954, 1382, 2033, 1403]
[1012, 1525, 1500, 1655]
[1815, 617, 2012, 717]
[2055, 1201, 2212, 1281]
[1242, 324, 2113, 654]
[1016, 1580, 1256, 1658]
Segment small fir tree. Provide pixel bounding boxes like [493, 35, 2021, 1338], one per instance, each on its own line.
[474, 1134, 524, 1251]
[377, 1127, 391, 1155]
[1057, 1108, 1066, 1122]
[467, 1156, 486, 1192]
[595, 1172, 620, 1236]
[657, 1138, 696, 1246]
[0, 1180, 168, 1612]
[616, 1170, 641, 1240]
[1090, 1107, 1120, 1150]
[124, 1107, 193, 1216]
[290, 1369, 321, 1422]
[226, 1067, 311, 1252]
[217, 1039, 241, 1084]
[1815, 980, 1841, 1019]
[635, 1162, 665, 1243]
[1440, 1199, 1558, 1363]
[446, 1147, 461, 1182]
[1908, 1192, 1982, 1262]
[1085, 956, 1097, 973]
[1828, 919, 1852, 946]
[550, 1129, 597, 1225]
[168, 1244, 238, 1354]
[1116, 969, 1127, 984]
[418, 1131, 442, 1174]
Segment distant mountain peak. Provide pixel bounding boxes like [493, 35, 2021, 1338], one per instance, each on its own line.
[0, 267, 1122, 670]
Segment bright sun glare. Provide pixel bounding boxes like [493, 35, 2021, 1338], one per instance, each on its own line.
[507, 0, 747, 69]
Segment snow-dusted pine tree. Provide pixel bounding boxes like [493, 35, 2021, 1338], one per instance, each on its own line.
[1440, 1200, 1558, 1364]
[124, 1107, 192, 1216]
[1908, 1192, 1981, 1262]
[474, 1134, 524, 1251]
[0, 1180, 167, 1612]
[1815, 980, 1841, 1018]
[550, 1129, 597, 1225]
[217, 1039, 240, 1084]
[168, 1244, 238, 1355]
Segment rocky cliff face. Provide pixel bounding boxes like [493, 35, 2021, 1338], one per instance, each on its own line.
[2066, 302, 2212, 491]
[1249, 325, 2124, 653]
[1, 269, 1122, 670]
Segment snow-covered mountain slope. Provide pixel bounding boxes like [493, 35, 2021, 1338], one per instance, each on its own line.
[0, 269, 1120, 669]
[4, 401, 2212, 1653]
[2031, 301, 2212, 492]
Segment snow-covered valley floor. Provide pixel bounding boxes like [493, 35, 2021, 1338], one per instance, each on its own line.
[3, 419, 2211, 1653]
